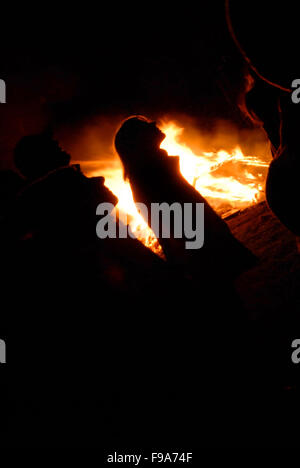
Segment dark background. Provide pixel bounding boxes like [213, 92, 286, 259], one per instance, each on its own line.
[0, 1, 248, 170]
[2, 1, 300, 449]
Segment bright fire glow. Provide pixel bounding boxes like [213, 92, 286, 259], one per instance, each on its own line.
[81, 121, 269, 254]
[160, 122, 268, 214]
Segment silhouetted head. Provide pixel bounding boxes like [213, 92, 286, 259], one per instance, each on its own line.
[227, 0, 299, 150]
[14, 132, 71, 180]
[115, 116, 165, 179]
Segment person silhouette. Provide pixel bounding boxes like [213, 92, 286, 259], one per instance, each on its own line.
[12, 129, 165, 293]
[9, 129, 176, 448]
[115, 115, 256, 281]
[12, 131, 118, 244]
[114, 116, 259, 447]
[227, 0, 300, 237]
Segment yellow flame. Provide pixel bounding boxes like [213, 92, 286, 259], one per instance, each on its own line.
[160, 123, 268, 212]
[81, 121, 269, 254]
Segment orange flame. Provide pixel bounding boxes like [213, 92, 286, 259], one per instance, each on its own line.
[80, 121, 270, 254]
[160, 122, 268, 216]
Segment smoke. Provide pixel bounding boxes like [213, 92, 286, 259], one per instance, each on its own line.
[56, 112, 272, 181]
[158, 113, 271, 160]
[55, 115, 122, 171]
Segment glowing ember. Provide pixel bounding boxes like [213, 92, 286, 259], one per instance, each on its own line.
[79, 121, 269, 254]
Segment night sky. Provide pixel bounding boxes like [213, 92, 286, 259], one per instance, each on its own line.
[0, 1, 249, 170]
